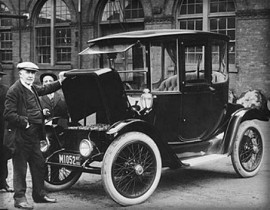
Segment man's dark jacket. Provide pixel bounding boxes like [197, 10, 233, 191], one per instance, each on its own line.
[3, 80, 61, 153]
[40, 91, 68, 119]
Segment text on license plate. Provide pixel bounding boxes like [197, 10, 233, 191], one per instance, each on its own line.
[59, 153, 81, 166]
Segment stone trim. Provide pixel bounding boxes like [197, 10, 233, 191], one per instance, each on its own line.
[145, 15, 174, 24]
[236, 9, 270, 19]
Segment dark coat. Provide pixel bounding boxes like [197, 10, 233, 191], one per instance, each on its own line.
[3, 80, 61, 153]
[39, 91, 68, 119]
[0, 84, 8, 142]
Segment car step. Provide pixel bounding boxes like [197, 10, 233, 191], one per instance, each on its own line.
[181, 154, 228, 167]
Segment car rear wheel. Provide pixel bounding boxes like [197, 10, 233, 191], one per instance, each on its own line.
[231, 120, 264, 178]
[102, 132, 162, 206]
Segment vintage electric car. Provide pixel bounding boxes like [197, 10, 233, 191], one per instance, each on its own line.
[42, 29, 269, 206]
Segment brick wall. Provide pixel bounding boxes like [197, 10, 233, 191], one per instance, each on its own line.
[232, 9, 270, 98]
[1, 0, 270, 99]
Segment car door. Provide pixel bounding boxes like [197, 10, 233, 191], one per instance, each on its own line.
[179, 43, 221, 140]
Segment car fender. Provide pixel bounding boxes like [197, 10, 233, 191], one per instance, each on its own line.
[222, 107, 268, 155]
[106, 119, 183, 169]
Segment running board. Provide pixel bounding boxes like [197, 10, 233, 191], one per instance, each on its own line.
[181, 154, 228, 167]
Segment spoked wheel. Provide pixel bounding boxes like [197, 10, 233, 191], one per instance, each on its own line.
[231, 120, 264, 178]
[102, 132, 162, 206]
[44, 164, 82, 192]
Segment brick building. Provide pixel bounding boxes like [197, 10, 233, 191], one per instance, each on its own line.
[0, 0, 269, 98]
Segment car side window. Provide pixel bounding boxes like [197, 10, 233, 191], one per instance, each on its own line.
[150, 40, 179, 92]
[184, 45, 206, 84]
[211, 40, 228, 84]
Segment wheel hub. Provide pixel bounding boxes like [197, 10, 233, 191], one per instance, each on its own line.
[134, 164, 144, 175]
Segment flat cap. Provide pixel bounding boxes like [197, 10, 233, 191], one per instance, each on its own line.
[17, 62, 39, 72]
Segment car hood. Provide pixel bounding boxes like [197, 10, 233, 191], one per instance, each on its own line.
[62, 68, 131, 123]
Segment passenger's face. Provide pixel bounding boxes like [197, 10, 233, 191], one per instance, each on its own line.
[43, 75, 54, 85]
[19, 70, 36, 85]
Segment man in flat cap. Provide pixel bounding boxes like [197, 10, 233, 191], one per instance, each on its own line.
[0, 67, 13, 193]
[4, 61, 66, 209]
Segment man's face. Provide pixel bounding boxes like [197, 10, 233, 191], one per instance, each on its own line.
[42, 75, 54, 85]
[19, 69, 36, 85]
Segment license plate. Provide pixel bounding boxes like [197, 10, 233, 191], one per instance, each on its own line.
[58, 153, 81, 166]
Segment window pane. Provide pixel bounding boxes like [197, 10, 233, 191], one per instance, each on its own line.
[102, 0, 143, 22]
[227, 30, 235, 40]
[36, 0, 71, 64]
[228, 17, 235, 28]
[36, 28, 50, 63]
[219, 18, 226, 29]
[188, 4, 195, 14]
[227, 0, 235, 11]
[185, 45, 205, 83]
[210, 19, 217, 30]
[180, 21, 187, 29]
[56, 28, 71, 46]
[37, 0, 51, 24]
[0, 3, 12, 62]
[188, 20, 195, 30]
[56, 0, 71, 23]
[124, 0, 144, 19]
[0, 3, 12, 26]
[180, 0, 202, 15]
[151, 41, 178, 91]
[219, 2, 226, 12]
[56, 48, 71, 62]
[180, 4, 187, 15]
[196, 19, 202, 30]
[210, 0, 235, 13]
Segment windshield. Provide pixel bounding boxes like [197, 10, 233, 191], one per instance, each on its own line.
[92, 42, 148, 91]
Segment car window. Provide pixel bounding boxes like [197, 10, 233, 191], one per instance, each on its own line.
[99, 43, 148, 91]
[211, 40, 228, 84]
[150, 40, 179, 92]
[184, 45, 206, 84]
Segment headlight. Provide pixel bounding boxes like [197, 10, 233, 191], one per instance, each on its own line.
[40, 137, 50, 153]
[140, 88, 153, 110]
[79, 139, 94, 157]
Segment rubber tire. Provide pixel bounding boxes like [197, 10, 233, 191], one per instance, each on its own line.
[231, 120, 264, 178]
[102, 132, 162, 206]
[44, 165, 82, 192]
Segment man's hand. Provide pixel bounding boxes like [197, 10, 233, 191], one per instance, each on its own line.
[58, 71, 67, 84]
[43, 108, 50, 116]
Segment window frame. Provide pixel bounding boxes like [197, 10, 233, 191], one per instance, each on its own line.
[0, 2, 13, 63]
[176, 0, 236, 72]
[34, 0, 72, 66]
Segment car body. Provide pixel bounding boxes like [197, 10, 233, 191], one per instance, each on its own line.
[43, 29, 269, 206]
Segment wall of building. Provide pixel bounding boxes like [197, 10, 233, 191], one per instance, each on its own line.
[1, 0, 270, 98]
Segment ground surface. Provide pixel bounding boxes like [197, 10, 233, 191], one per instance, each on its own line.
[1, 120, 269, 210]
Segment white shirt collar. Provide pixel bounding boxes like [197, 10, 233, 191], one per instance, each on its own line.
[20, 79, 33, 92]
[48, 92, 54, 99]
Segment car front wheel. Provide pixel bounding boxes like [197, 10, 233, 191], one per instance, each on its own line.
[102, 132, 162, 206]
[231, 120, 264, 178]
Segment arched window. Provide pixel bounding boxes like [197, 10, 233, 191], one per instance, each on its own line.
[100, 0, 144, 36]
[177, 0, 236, 71]
[35, 0, 71, 65]
[0, 2, 12, 63]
